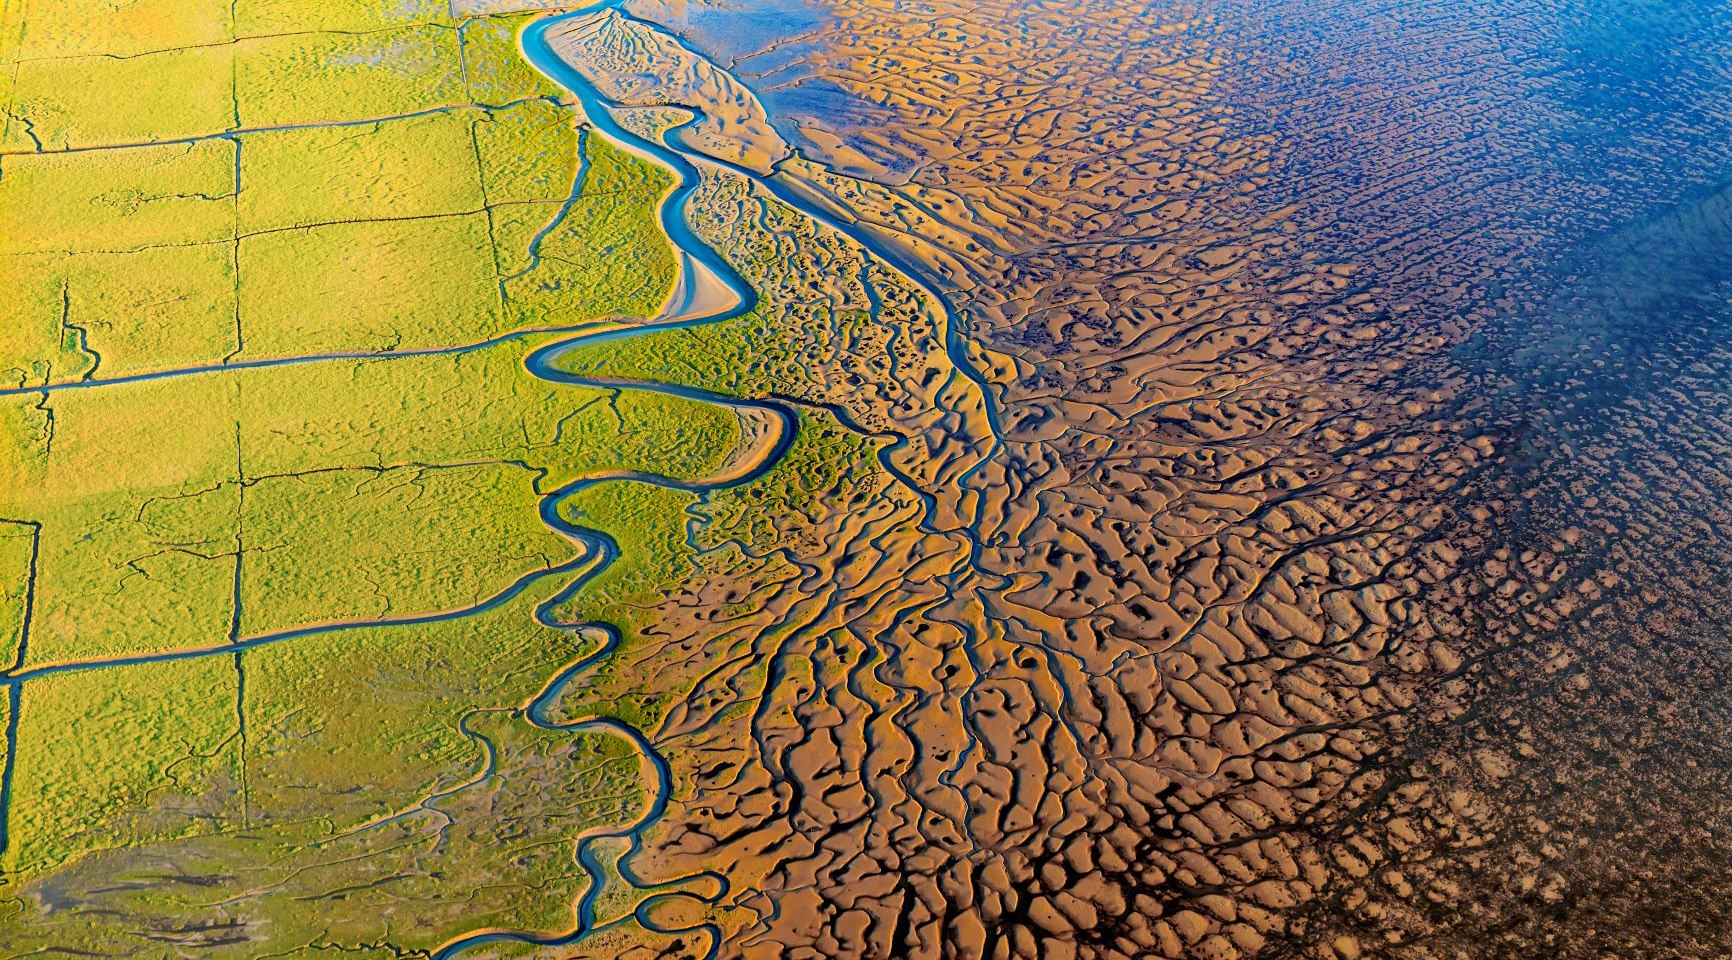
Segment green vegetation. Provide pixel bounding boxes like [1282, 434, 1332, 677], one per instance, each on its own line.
[238, 113, 480, 231]
[18, 374, 243, 669]
[11, 45, 234, 148]
[463, 13, 565, 103]
[236, 25, 466, 126]
[3, 244, 239, 384]
[236, 0, 446, 35]
[0, 329, 746, 867]
[10, 0, 229, 59]
[238, 214, 501, 354]
[9, 657, 243, 872]
[0, 521, 33, 666]
[0, 0, 904, 951]
[1, 139, 237, 254]
[0, 0, 728, 947]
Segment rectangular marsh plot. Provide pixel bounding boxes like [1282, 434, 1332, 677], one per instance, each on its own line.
[0, 252, 101, 387]
[495, 136, 677, 326]
[234, 0, 449, 35]
[11, 375, 241, 667]
[0, 140, 236, 255]
[451, 0, 557, 14]
[236, 213, 501, 357]
[4, 657, 242, 877]
[0, 245, 239, 384]
[238, 463, 569, 637]
[10, 45, 235, 150]
[240, 588, 588, 829]
[12, 0, 232, 59]
[236, 111, 483, 232]
[235, 25, 467, 128]
[461, 14, 566, 103]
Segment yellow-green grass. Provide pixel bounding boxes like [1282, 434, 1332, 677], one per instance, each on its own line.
[548, 482, 701, 733]
[0, 139, 236, 254]
[453, 0, 569, 16]
[240, 588, 589, 831]
[235, 0, 447, 37]
[0, 393, 51, 495]
[0, 253, 94, 388]
[230, 610, 631, 945]
[0, 591, 639, 950]
[560, 481, 700, 626]
[0, 1, 18, 152]
[1, 584, 641, 944]
[233, 336, 737, 485]
[10, 0, 230, 60]
[4, 335, 741, 670]
[9, 374, 242, 670]
[236, 25, 466, 128]
[0, 334, 744, 889]
[462, 13, 566, 103]
[237, 213, 501, 356]
[0, 140, 238, 383]
[496, 134, 678, 326]
[232, 107, 675, 357]
[0, 520, 33, 666]
[0, 0, 775, 947]
[236, 111, 480, 231]
[1, 245, 238, 387]
[476, 96, 579, 206]
[0, 13, 660, 373]
[1, 108, 672, 380]
[239, 463, 566, 635]
[6, 656, 243, 875]
[9, 45, 234, 150]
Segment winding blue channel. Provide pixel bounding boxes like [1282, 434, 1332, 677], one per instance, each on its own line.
[432, 8, 1021, 951]
[428, 3, 773, 956]
[0, 0, 772, 950]
[3, 0, 981, 946]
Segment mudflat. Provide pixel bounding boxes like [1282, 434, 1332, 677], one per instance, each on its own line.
[2, 0, 1730, 958]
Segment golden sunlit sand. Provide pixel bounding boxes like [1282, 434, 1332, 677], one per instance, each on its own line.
[3, 0, 1731, 957]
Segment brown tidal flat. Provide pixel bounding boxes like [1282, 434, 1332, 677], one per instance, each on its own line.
[5, 0, 1729, 956]
[543, 4, 1497, 958]
[534, 0, 1732, 957]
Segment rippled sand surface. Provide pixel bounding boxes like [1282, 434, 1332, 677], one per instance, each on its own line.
[545, 0, 1732, 956]
[4, 0, 1731, 956]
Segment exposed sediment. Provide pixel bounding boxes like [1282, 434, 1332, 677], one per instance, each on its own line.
[5, 0, 1731, 956]
[515, 1, 1732, 958]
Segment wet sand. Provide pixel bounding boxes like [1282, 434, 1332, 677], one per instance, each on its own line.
[509, 0, 1732, 957]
